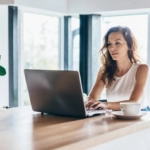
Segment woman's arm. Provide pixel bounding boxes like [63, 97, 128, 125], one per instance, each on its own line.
[87, 69, 105, 101]
[86, 64, 149, 110]
[128, 64, 149, 103]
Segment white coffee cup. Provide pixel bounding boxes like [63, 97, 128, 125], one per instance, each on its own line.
[120, 102, 141, 116]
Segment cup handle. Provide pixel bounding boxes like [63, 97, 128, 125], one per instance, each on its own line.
[120, 106, 125, 112]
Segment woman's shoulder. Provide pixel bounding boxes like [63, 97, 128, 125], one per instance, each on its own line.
[136, 63, 149, 77]
[137, 63, 149, 71]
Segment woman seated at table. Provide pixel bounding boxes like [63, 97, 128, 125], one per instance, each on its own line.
[86, 26, 150, 111]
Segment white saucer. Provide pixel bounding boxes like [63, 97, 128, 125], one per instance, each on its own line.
[112, 111, 147, 119]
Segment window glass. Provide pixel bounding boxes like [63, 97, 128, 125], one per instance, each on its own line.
[71, 17, 80, 71]
[73, 35, 80, 71]
[22, 12, 60, 105]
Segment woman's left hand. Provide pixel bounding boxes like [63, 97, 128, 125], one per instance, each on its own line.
[85, 100, 108, 110]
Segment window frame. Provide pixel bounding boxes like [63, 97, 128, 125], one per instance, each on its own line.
[18, 7, 63, 106]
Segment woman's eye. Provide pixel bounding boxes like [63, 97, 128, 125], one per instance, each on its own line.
[107, 43, 111, 46]
[116, 42, 120, 45]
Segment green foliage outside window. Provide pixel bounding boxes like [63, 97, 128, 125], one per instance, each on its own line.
[0, 55, 6, 76]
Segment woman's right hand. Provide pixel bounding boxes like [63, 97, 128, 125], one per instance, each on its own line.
[85, 99, 108, 110]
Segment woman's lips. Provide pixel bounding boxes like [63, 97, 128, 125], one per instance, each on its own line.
[112, 53, 118, 55]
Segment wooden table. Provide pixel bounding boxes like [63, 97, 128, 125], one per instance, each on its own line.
[0, 106, 150, 150]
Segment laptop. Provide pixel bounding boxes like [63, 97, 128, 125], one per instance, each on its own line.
[24, 69, 111, 118]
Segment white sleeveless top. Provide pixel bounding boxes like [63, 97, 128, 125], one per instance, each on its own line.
[106, 63, 148, 108]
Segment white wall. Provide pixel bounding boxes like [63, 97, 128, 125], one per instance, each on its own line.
[0, 0, 14, 4]
[68, 0, 150, 13]
[15, 0, 68, 13]
[0, 5, 9, 107]
[0, 0, 67, 13]
[2, 0, 150, 14]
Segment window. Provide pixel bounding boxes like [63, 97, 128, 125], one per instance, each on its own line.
[21, 12, 60, 105]
[71, 17, 80, 71]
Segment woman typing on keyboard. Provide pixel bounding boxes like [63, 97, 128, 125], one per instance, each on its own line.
[86, 26, 149, 111]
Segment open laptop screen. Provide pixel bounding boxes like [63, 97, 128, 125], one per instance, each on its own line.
[24, 70, 87, 118]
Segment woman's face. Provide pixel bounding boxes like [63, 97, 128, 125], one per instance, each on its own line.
[107, 32, 129, 61]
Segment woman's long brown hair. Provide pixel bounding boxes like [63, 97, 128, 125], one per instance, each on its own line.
[99, 26, 140, 87]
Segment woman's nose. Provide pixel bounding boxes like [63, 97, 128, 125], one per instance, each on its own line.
[109, 45, 115, 51]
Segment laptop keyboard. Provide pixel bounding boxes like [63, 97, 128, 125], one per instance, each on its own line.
[86, 108, 112, 116]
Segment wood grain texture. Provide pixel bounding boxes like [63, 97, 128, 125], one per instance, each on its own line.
[0, 106, 150, 150]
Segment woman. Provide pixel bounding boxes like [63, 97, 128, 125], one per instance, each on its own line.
[86, 26, 149, 111]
